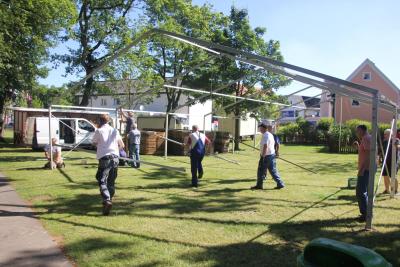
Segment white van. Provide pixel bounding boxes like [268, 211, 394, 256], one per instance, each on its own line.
[25, 117, 96, 150]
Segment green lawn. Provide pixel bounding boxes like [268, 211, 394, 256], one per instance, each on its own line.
[0, 132, 399, 266]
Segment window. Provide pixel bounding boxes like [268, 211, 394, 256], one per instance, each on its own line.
[281, 110, 295, 118]
[362, 72, 371, 81]
[113, 98, 120, 106]
[101, 98, 107, 106]
[78, 120, 95, 132]
[351, 99, 360, 107]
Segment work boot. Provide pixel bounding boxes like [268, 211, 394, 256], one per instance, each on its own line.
[251, 185, 263, 190]
[198, 171, 203, 179]
[102, 200, 112, 216]
[274, 185, 285, 190]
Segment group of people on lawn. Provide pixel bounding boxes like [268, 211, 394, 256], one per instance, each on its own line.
[44, 112, 399, 220]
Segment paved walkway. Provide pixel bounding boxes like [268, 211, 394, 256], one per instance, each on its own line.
[0, 174, 73, 267]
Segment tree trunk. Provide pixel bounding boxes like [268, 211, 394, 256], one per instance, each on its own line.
[0, 94, 7, 142]
[79, 76, 94, 106]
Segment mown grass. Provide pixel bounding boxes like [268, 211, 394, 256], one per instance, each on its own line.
[0, 130, 399, 266]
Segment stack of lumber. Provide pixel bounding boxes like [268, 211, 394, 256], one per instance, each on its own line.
[140, 131, 165, 155]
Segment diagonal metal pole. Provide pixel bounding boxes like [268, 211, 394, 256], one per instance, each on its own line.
[171, 69, 264, 113]
[70, 30, 155, 91]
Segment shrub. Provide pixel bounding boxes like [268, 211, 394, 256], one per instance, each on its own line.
[317, 118, 334, 132]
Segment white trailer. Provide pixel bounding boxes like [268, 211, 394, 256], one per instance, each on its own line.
[217, 113, 258, 139]
[24, 117, 97, 150]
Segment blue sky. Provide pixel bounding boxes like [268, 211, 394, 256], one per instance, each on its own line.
[40, 0, 400, 96]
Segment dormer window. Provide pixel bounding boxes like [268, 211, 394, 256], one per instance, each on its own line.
[351, 99, 360, 107]
[362, 72, 371, 81]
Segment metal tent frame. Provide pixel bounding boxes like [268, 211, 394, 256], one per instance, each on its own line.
[60, 28, 398, 230]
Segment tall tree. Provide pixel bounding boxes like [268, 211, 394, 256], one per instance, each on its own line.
[144, 0, 226, 112]
[0, 0, 74, 139]
[212, 7, 291, 149]
[59, 0, 146, 106]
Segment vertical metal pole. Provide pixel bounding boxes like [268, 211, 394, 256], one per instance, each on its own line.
[164, 113, 169, 159]
[232, 117, 235, 154]
[365, 93, 379, 230]
[339, 96, 343, 152]
[115, 108, 119, 130]
[48, 106, 53, 170]
[391, 110, 397, 198]
[253, 118, 257, 149]
[203, 114, 207, 134]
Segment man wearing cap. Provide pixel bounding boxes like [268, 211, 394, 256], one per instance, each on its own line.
[92, 114, 124, 215]
[251, 122, 285, 190]
[186, 125, 210, 187]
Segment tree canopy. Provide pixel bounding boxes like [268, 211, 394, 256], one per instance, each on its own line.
[0, 0, 75, 137]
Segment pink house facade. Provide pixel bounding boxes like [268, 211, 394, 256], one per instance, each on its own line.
[320, 59, 400, 124]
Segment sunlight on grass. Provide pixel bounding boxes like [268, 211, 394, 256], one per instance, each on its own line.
[0, 137, 399, 266]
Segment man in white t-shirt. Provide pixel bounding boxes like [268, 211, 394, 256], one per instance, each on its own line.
[44, 138, 64, 169]
[251, 122, 285, 190]
[92, 114, 124, 215]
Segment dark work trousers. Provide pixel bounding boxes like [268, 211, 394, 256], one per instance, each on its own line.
[96, 155, 119, 202]
[356, 170, 370, 216]
[257, 154, 285, 188]
[128, 143, 140, 168]
[190, 153, 204, 186]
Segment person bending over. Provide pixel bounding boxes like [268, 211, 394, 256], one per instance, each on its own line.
[128, 123, 141, 168]
[379, 129, 399, 194]
[251, 122, 285, 190]
[44, 138, 64, 169]
[92, 114, 124, 216]
[353, 124, 371, 222]
[186, 125, 210, 187]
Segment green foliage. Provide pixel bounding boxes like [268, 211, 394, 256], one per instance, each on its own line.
[317, 118, 334, 132]
[144, 0, 227, 112]
[0, 0, 75, 127]
[344, 119, 371, 140]
[58, 0, 148, 106]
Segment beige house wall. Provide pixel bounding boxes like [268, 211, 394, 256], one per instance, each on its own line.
[321, 60, 399, 124]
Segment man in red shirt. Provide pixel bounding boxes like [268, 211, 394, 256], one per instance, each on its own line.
[353, 125, 371, 222]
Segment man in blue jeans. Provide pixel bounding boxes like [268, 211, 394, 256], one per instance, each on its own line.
[92, 114, 124, 215]
[353, 124, 371, 222]
[128, 123, 141, 168]
[186, 125, 210, 187]
[251, 122, 285, 190]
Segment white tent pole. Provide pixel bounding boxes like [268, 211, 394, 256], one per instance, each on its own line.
[115, 108, 119, 130]
[339, 96, 343, 152]
[253, 118, 257, 149]
[391, 110, 398, 198]
[164, 113, 169, 159]
[366, 93, 379, 230]
[48, 106, 53, 170]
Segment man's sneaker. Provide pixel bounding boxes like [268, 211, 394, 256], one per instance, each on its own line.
[198, 172, 203, 179]
[251, 185, 263, 190]
[102, 201, 112, 216]
[274, 185, 285, 190]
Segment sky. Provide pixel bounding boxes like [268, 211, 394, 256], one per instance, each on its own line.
[40, 0, 400, 97]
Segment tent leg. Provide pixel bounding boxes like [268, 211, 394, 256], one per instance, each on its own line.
[164, 113, 169, 159]
[365, 94, 379, 230]
[48, 106, 53, 170]
[390, 110, 397, 198]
